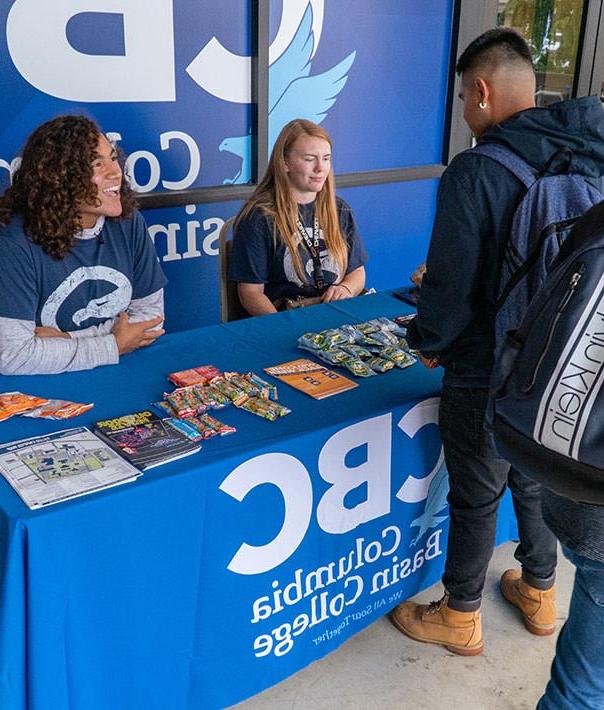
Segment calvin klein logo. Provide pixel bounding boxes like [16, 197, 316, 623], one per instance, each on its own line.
[537, 296, 604, 459]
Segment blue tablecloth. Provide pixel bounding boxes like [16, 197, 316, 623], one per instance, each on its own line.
[0, 293, 516, 709]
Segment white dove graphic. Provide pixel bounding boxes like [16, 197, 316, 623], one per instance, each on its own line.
[219, 3, 355, 185]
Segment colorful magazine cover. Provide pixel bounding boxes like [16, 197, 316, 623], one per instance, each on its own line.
[94, 410, 200, 470]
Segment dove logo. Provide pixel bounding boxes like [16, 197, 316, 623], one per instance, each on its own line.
[220, 400, 447, 576]
[40, 266, 132, 329]
[395, 397, 449, 546]
[219, 2, 356, 184]
[283, 230, 341, 287]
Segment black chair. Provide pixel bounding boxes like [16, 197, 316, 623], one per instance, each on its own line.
[219, 217, 247, 322]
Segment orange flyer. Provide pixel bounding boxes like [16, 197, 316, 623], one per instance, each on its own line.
[264, 359, 358, 400]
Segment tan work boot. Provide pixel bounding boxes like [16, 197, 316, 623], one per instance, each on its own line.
[500, 569, 556, 636]
[389, 594, 483, 656]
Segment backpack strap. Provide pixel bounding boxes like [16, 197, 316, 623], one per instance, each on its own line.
[470, 143, 537, 188]
[494, 216, 578, 311]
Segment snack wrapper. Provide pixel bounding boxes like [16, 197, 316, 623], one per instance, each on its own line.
[152, 400, 177, 417]
[167, 368, 208, 388]
[367, 316, 407, 337]
[167, 365, 222, 387]
[0, 392, 50, 421]
[247, 373, 278, 401]
[165, 389, 199, 418]
[298, 332, 324, 351]
[166, 417, 204, 442]
[21, 399, 93, 420]
[209, 377, 249, 406]
[366, 356, 395, 373]
[238, 397, 290, 421]
[363, 329, 399, 346]
[181, 416, 219, 440]
[197, 413, 236, 436]
[340, 324, 365, 343]
[224, 372, 259, 397]
[314, 349, 350, 366]
[342, 359, 376, 377]
[353, 321, 380, 335]
[317, 328, 353, 348]
[340, 343, 373, 359]
[378, 347, 417, 369]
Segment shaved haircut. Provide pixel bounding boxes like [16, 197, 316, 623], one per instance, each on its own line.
[456, 28, 534, 77]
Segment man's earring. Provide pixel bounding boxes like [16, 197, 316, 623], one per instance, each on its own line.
[479, 100, 487, 109]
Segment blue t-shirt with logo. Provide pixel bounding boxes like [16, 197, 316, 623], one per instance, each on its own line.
[0, 211, 167, 332]
[228, 197, 368, 302]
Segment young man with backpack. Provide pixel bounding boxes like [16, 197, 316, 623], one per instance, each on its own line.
[390, 28, 604, 655]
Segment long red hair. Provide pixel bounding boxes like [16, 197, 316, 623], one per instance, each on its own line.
[235, 119, 347, 283]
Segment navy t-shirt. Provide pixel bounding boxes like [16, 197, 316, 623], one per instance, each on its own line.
[0, 211, 167, 332]
[228, 197, 368, 302]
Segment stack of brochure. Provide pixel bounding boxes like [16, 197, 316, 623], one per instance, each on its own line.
[93, 410, 201, 470]
[0, 427, 142, 509]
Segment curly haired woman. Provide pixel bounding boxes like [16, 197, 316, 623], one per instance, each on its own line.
[0, 115, 166, 375]
[229, 119, 367, 315]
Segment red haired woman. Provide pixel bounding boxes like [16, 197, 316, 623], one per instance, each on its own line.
[229, 119, 367, 315]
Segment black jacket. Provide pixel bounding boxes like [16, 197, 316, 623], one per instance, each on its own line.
[407, 95, 604, 387]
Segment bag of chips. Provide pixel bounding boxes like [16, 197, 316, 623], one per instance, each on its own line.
[21, 399, 93, 419]
[0, 392, 50, 421]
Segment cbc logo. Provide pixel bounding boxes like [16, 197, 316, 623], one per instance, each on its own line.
[6, 0, 325, 103]
[220, 399, 443, 575]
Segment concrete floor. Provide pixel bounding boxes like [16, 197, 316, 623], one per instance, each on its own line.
[232, 541, 574, 710]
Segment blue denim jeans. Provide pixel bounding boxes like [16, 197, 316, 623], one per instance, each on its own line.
[538, 547, 604, 709]
[439, 385, 557, 610]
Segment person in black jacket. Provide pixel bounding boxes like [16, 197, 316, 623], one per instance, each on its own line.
[390, 28, 604, 655]
[534, 204, 604, 709]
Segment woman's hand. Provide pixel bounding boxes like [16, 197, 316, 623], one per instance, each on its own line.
[112, 313, 165, 354]
[322, 266, 365, 303]
[321, 282, 354, 302]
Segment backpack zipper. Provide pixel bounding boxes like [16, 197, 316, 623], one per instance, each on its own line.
[523, 263, 586, 392]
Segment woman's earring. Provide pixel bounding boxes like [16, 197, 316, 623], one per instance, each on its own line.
[479, 100, 487, 109]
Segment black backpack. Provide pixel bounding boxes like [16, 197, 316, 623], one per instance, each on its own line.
[471, 143, 603, 348]
[489, 203, 604, 504]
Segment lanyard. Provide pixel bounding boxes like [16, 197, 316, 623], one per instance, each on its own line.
[296, 213, 324, 289]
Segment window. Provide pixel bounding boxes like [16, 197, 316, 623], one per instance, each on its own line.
[497, 0, 587, 106]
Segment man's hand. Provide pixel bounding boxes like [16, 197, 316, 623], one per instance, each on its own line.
[321, 283, 353, 303]
[411, 263, 426, 287]
[112, 313, 165, 355]
[35, 326, 71, 339]
[418, 352, 441, 369]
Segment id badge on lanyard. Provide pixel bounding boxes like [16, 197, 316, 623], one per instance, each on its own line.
[296, 214, 324, 290]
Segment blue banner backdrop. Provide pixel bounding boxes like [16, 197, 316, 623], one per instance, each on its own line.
[267, 0, 453, 176]
[0, 0, 252, 191]
[0, 1, 453, 331]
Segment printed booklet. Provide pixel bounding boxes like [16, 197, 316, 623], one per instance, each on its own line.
[94, 410, 200, 470]
[0, 427, 142, 509]
[264, 358, 358, 399]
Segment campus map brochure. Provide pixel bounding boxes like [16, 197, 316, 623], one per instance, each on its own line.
[264, 358, 358, 399]
[0, 427, 142, 510]
[93, 410, 201, 470]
